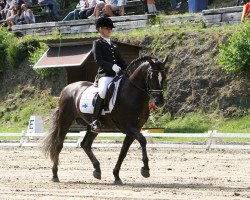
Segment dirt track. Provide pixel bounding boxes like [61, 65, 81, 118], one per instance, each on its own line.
[0, 147, 249, 200]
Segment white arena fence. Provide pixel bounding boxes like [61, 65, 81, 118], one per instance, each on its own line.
[0, 130, 250, 150]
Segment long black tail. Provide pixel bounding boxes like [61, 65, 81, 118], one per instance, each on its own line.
[41, 107, 61, 163]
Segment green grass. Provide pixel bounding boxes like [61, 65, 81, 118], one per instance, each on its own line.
[0, 86, 57, 133]
[165, 111, 250, 133]
[218, 114, 250, 133]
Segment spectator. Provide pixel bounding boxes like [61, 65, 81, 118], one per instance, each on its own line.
[146, 0, 157, 14]
[170, 0, 182, 9]
[3, 0, 15, 20]
[103, 0, 127, 16]
[38, 0, 58, 21]
[0, 0, 6, 20]
[6, 0, 20, 30]
[88, 0, 105, 18]
[62, 0, 86, 21]
[19, 3, 35, 24]
[102, 0, 120, 17]
[241, 2, 250, 22]
[88, 0, 125, 18]
[79, 0, 97, 19]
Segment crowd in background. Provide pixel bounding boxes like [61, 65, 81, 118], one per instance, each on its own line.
[0, 0, 249, 31]
[62, 0, 127, 21]
[0, 0, 36, 30]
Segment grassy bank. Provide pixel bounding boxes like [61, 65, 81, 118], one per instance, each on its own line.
[0, 18, 249, 134]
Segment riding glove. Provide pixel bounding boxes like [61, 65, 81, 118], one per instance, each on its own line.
[112, 64, 121, 73]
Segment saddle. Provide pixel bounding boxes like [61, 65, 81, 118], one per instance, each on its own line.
[79, 75, 122, 115]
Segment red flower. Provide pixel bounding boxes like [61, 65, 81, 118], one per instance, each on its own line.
[149, 102, 157, 111]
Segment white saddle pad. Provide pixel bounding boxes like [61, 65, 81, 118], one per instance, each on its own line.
[79, 79, 121, 115]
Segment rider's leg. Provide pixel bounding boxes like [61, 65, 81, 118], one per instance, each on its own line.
[91, 77, 113, 132]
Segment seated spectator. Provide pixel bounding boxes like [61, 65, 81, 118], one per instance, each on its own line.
[3, 0, 15, 20]
[19, 3, 35, 24]
[6, 0, 20, 30]
[146, 0, 157, 14]
[103, 0, 126, 16]
[102, 0, 120, 17]
[241, 2, 250, 22]
[38, 0, 58, 21]
[88, 0, 105, 18]
[79, 0, 97, 19]
[62, 0, 86, 21]
[0, 0, 6, 20]
[88, 0, 125, 18]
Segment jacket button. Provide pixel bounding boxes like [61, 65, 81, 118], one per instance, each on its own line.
[113, 59, 116, 62]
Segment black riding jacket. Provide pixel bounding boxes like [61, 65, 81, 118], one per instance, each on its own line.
[92, 37, 127, 79]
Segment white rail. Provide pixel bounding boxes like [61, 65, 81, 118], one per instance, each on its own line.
[0, 130, 250, 150]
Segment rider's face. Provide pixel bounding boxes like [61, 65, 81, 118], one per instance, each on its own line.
[99, 27, 113, 38]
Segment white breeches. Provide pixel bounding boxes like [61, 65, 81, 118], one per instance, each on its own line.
[98, 77, 113, 99]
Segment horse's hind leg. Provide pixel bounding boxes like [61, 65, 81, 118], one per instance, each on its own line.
[80, 125, 101, 179]
[113, 135, 134, 185]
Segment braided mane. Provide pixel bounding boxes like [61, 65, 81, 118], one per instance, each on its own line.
[126, 56, 152, 76]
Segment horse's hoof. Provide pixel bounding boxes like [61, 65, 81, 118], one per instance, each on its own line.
[141, 167, 150, 178]
[113, 179, 123, 185]
[51, 177, 60, 182]
[93, 170, 101, 180]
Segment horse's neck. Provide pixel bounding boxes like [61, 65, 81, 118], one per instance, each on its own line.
[128, 64, 148, 90]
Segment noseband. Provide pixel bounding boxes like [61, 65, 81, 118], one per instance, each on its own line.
[147, 68, 165, 95]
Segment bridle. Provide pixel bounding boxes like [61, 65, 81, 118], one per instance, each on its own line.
[146, 68, 165, 95]
[122, 65, 165, 98]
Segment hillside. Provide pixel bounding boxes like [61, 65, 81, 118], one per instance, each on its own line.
[0, 7, 250, 133]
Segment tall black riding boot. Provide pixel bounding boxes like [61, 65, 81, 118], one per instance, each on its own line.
[91, 95, 104, 132]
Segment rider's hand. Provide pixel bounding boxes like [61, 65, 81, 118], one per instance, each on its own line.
[112, 64, 121, 73]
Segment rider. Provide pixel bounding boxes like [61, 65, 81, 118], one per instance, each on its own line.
[91, 17, 127, 132]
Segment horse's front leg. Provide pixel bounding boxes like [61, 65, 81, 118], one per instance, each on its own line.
[113, 135, 135, 185]
[124, 125, 150, 178]
[81, 125, 101, 180]
[136, 132, 150, 178]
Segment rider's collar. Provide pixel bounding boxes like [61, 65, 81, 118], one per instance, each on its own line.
[100, 36, 111, 45]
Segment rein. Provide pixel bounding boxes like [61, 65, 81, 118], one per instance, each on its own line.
[121, 67, 164, 99]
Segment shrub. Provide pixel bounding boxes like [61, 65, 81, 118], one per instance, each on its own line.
[0, 27, 15, 71]
[217, 22, 250, 74]
[6, 36, 40, 68]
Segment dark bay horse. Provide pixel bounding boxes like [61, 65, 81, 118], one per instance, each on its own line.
[41, 56, 167, 184]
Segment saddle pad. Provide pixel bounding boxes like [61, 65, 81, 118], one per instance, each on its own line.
[79, 79, 121, 115]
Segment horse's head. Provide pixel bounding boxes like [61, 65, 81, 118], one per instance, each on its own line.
[147, 57, 167, 107]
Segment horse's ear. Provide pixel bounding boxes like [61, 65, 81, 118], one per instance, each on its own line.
[162, 56, 168, 65]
